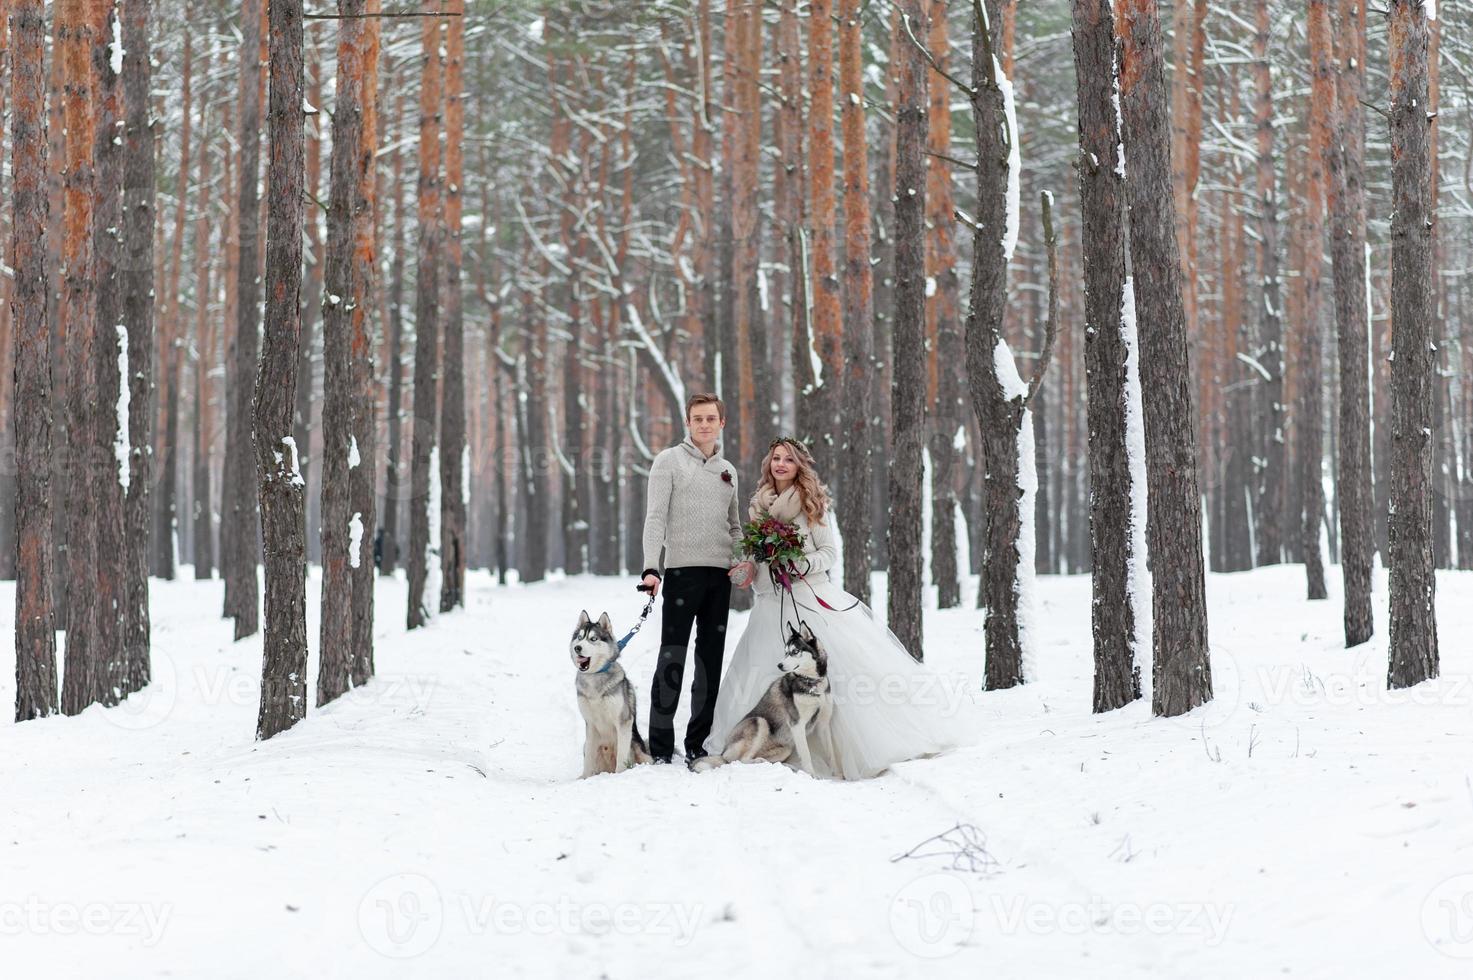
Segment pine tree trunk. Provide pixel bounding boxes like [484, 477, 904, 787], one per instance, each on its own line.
[887, 0, 927, 660]
[122, 0, 156, 695]
[1071, 0, 1140, 712]
[804, 0, 840, 479]
[297, 52, 325, 566]
[968, 3, 1029, 690]
[12, 0, 61, 721]
[838, 0, 875, 606]
[1299, 0, 1332, 602]
[381, 88, 407, 578]
[348, 0, 382, 687]
[925, 0, 962, 611]
[92, 0, 128, 703]
[226, 0, 264, 639]
[1386, 0, 1439, 689]
[439, 0, 467, 610]
[255, 0, 309, 741]
[192, 83, 217, 582]
[1327, 0, 1374, 646]
[153, 30, 190, 583]
[60, 0, 103, 714]
[407, 14, 444, 625]
[1118, 0, 1213, 717]
[1252, 0, 1286, 567]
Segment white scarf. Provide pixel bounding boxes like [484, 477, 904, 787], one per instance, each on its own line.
[750, 485, 804, 524]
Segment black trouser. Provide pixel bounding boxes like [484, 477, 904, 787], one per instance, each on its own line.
[649, 566, 732, 759]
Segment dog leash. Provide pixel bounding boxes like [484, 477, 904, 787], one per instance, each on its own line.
[616, 590, 658, 652]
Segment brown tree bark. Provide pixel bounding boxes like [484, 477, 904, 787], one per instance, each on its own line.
[92, 0, 128, 702]
[255, 0, 309, 740]
[1252, 0, 1287, 567]
[1327, 0, 1374, 645]
[838, 0, 875, 606]
[226, 0, 265, 639]
[1118, 0, 1213, 716]
[925, 0, 962, 611]
[381, 83, 407, 577]
[888, 0, 928, 660]
[60, 0, 105, 714]
[1386, 0, 1439, 689]
[968, 2, 1049, 691]
[349, 0, 382, 687]
[407, 12, 444, 625]
[192, 56, 217, 582]
[12, 0, 61, 721]
[1299, 0, 1332, 601]
[805, 0, 841, 477]
[154, 29, 190, 582]
[439, 0, 467, 611]
[1072, 0, 1141, 712]
[122, 0, 156, 695]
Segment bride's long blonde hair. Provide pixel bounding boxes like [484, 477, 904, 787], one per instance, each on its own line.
[753, 437, 831, 526]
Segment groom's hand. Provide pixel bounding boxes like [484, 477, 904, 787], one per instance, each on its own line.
[640, 573, 662, 598]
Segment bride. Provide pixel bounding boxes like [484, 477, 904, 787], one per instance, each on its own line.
[706, 437, 965, 779]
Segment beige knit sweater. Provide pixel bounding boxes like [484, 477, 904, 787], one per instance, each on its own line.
[641, 438, 742, 574]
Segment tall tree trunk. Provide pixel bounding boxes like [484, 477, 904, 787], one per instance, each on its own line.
[1328, 0, 1374, 645]
[838, 0, 875, 606]
[320, 0, 371, 704]
[297, 50, 325, 565]
[192, 74, 217, 582]
[1072, 0, 1141, 713]
[1253, 0, 1287, 567]
[255, 0, 309, 740]
[12, 0, 61, 721]
[349, 0, 382, 687]
[804, 0, 840, 478]
[60, 0, 104, 714]
[925, 0, 962, 611]
[1118, 0, 1213, 716]
[1300, 0, 1332, 601]
[887, 0, 927, 660]
[407, 14, 444, 626]
[226, 0, 264, 639]
[381, 86, 406, 577]
[439, 0, 467, 610]
[122, 0, 156, 695]
[154, 30, 190, 582]
[969, 2, 1042, 691]
[1386, 0, 1439, 689]
[92, 0, 128, 703]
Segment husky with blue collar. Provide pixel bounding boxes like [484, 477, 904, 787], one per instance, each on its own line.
[571, 610, 653, 777]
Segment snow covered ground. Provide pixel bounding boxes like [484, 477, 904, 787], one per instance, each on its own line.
[3, 564, 1472, 979]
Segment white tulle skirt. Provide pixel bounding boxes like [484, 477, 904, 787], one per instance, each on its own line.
[704, 571, 967, 779]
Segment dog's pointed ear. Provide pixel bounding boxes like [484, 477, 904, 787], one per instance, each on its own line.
[800, 623, 816, 645]
[578, 610, 591, 628]
[598, 612, 613, 634]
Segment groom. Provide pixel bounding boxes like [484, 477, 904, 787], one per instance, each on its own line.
[639, 393, 753, 765]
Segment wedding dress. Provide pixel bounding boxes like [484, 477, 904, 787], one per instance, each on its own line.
[703, 492, 966, 779]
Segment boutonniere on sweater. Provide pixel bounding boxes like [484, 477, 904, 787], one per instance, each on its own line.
[720, 470, 733, 484]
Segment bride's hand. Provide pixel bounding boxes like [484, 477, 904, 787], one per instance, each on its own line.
[729, 560, 756, 589]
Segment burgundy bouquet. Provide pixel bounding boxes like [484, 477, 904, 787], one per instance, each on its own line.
[736, 514, 807, 591]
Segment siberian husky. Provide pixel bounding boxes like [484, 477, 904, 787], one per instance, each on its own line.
[571, 610, 653, 777]
[692, 623, 840, 777]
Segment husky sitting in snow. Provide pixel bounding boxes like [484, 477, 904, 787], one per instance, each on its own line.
[571, 610, 652, 777]
[692, 623, 839, 778]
